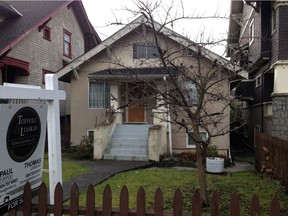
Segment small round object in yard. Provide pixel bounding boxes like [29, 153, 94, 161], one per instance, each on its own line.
[206, 157, 224, 173]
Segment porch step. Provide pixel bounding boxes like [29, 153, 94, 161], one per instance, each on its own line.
[103, 124, 150, 161]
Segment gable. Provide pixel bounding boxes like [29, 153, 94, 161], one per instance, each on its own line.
[0, 0, 100, 57]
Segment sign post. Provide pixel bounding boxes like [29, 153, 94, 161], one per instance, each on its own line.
[0, 74, 66, 211]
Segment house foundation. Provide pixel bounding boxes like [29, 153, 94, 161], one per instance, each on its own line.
[272, 95, 288, 139]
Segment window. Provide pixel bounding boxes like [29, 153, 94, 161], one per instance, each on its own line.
[89, 81, 110, 108]
[183, 81, 198, 106]
[249, 18, 255, 44]
[271, 9, 276, 33]
[255, 75, 261, 88]
[63, 29, 72, 58]
[187, 131, 208, 148]
[43, 26, 51, 41]
[133, 43, 159, 59]
[87, 130, 94, 145]
[42, 69, 53, 84]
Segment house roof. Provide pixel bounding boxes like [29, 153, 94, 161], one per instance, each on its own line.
[88, 67, 181, 81]
[0, 0, 101, 57]
[57, 14, 245, 83]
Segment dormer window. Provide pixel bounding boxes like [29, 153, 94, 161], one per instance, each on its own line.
[133, 42, 159, 59]
[43, 26, 51, 41]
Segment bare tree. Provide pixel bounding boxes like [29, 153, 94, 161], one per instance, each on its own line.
[103, 0, 242, 205]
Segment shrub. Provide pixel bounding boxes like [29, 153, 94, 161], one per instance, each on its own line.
[64, 136, 94, 160]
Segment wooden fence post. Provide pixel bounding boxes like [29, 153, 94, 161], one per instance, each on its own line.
[137, 186, 146, 216]
[192, 189, 201, 216]
[154, 188, 163, 216]
[86, 184, 96, 216]
[103, 185, 112, 216]
[38, 183, 48, 215]
[119, 185, 129, 216]
[230, 192, 240, 216]
[70, 184, 79, 216]
[173, 188, 183, 216]
[211, 192, 220, 216]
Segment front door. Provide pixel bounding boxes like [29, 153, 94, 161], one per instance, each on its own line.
[126, 82, 145, 123]
[128, 102, 145, 122]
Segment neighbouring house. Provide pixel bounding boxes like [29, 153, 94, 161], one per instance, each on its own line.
[227, 0, 288, 148]
[57, 15, 242, 161]
[0, 0, 101, 145]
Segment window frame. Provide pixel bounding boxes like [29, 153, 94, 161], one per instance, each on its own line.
[63, 29, 72, 58]
[133, 42, 159, 59]
[249, 18, 255, 45]
[255, 74, 262, 88]
[88, 81, 111, 109]
[87, 129, 94, 145]
[186, 131, 208, 148]
[43, 26, 51, 41]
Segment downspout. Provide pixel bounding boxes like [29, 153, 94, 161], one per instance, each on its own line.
[167, 103, 173, 157]
[163, 76, 173, 156]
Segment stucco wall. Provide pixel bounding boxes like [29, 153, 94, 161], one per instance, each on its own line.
[69, 28, 231, 150]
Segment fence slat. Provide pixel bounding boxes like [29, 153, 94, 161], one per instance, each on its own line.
[137, 186, 146, 216]
[120, 185, 129, 216]
[8, 208, 17, 216]
[211, 191, 220, 216]
[86, 184, 95, 216]
[54, 182, 63, 216]
[154, 188, 163, 216]
[250, 195, 260, 216]
[70, 184, 79, 216]
[192, 189, 201, 216]
[230, 192, 240, 216]
[103, 184, 112, 216]
[173, 188, 183, 216]
[23, 182, 32, 216]
[269, 194, 280, 216]
[38, 183, 48, 215]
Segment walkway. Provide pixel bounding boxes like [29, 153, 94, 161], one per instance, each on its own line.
[62, 160, 153, 200]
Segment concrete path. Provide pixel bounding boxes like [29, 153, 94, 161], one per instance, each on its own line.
[62, 160, 153, 200]
[61, 160, 255, 201]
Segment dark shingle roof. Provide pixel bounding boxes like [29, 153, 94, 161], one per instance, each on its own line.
[87, 67, 181, 81]
[0, 0, 100, 56]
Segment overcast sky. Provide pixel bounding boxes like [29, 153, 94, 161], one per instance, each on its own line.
[81, 0, 231, 55]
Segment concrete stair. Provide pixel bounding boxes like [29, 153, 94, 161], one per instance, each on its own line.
[103, 124, 150, 161]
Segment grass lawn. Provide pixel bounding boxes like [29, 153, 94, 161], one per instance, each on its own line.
[71, 168, 288, 215]
[42, 153, 90, 186]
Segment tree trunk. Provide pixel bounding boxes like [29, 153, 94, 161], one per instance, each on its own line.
[196, 143, 208, 205]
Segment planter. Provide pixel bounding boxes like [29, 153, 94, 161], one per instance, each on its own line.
[206, 157, 224, 173]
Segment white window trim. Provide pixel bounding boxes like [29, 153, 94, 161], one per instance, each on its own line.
[255, 74, 262, 88]
[249, 18, 255, 45]
[186, 131, 208, 149]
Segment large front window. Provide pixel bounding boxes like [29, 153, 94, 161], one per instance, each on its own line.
[89, 81, 110, 108]
[133, 42, 159, 59]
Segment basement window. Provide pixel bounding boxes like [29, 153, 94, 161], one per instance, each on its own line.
[187, 131, 208, 148]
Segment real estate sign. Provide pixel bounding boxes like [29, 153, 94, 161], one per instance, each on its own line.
[0, 104, 47, 214]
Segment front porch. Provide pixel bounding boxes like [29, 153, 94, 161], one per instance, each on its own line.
[89, 68, 173, 161]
